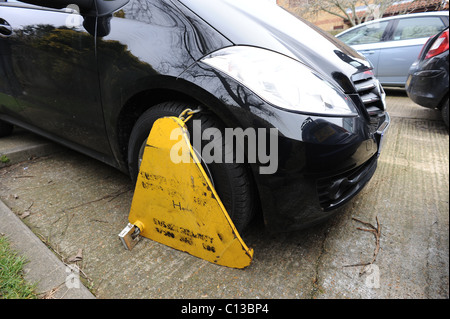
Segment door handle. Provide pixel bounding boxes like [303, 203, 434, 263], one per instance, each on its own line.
[360, 50, 375, 56]
[0, 19, 13, 38]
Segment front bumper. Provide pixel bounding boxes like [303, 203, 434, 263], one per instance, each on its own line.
[253, 111, 390, 233]
[181, 62, 391, 233]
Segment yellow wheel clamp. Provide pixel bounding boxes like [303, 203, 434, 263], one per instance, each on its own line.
[119, 112, 253, 269]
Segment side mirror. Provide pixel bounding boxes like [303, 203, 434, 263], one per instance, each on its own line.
[96, 0, 129, 17]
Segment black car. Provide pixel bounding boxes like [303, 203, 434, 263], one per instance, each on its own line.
[406, 27, 449, 128]
[0, 0, 390, 233]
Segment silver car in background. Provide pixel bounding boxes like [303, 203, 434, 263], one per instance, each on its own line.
[336, 12, 449, 87]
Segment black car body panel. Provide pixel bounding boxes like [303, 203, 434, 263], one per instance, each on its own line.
[178, 0, 371, 94]
[95, 0, 233, 169]
[0, 4, 112, 160]
[0, 0, 390, 232]
[181, 61, 386, 231]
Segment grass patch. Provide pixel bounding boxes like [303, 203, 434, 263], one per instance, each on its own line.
[0, 155, 10, 164]
[0, 235, 37, 299]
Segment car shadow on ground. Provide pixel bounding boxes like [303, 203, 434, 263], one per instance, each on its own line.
[384, 87, 408, 97]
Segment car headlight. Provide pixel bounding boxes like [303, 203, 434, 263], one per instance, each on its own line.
[201, 46, 358, 117]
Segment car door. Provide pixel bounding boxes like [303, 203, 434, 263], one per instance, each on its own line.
[0, 1, 23, 121]
[377, 15, 448, 86]
[336, 20, 391, 78]
[0, 0, 112, 155]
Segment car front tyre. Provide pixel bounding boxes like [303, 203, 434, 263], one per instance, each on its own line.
[127, 101, 256, 233]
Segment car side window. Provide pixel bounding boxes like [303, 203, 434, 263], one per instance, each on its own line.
[392, 17, 446, 41]
[338, 21, 390, 45]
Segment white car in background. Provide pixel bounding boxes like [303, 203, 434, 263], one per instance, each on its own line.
[336, 11, 449, 87]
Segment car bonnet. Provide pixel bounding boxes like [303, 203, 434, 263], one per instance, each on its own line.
[176, 0, 372, 93]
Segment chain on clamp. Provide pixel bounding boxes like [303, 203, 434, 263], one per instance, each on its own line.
[178, 107, 202, 123]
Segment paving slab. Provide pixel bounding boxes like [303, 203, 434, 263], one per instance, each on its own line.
[0, 127, 94, 298]
[0, 200, 95, 299]
[0, 92, 448, 300]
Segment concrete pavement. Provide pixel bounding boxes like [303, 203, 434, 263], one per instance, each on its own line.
[0, 91, 448, 299]
[0, 130, 95, 299]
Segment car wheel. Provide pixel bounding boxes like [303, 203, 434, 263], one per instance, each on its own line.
[127, 101, 256, 232]
[441, 98, 449, 128]
[0, 120, 13, 137]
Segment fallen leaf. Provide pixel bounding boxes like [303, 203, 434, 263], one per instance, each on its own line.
[67, 248, 83, 263]
[19, 211, 30, 219]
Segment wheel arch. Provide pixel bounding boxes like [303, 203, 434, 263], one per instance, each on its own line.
[114, 80, 263, 223]
[114, 76, 246, 172]
[116, 87, 196, 167]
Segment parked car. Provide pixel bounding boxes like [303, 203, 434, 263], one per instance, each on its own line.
[406, 27, 449, 127]
[0, 0, 390, 233]
[336, 12, 449, 87]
